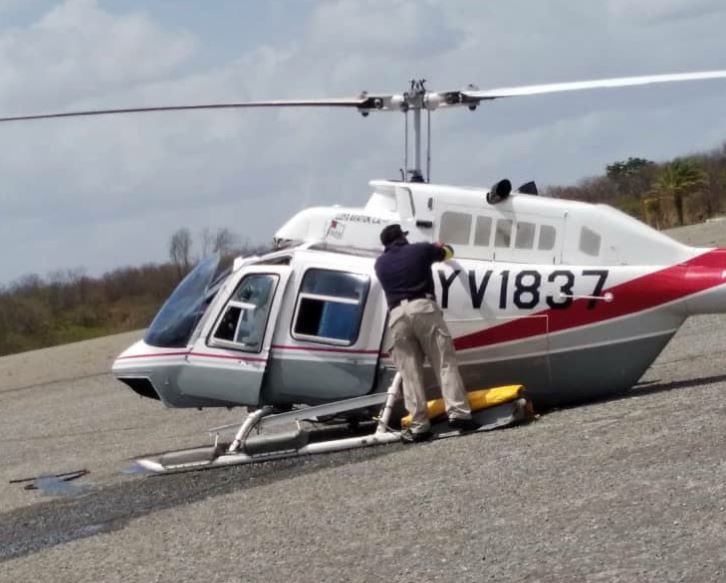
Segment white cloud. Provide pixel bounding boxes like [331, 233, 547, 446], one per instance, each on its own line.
[0, 0, 24, 11]
[1, 0, 726, 284]
[607, 0, 726, 24]
[307, 0, 460, 58]
[0, 0, 195, 112]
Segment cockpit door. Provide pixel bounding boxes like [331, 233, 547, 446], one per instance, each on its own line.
[176, 265, 292, 406]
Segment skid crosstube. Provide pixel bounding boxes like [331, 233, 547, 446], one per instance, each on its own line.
[207, 391, 391, 435]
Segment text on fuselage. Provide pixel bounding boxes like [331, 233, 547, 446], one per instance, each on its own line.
[437, 269, 609, 310]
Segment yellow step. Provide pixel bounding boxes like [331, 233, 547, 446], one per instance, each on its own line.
[401, 385, 525, 428]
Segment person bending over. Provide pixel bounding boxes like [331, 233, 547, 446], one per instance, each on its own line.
[375, 224, 479, 443]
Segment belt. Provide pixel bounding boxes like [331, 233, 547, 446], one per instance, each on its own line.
[389, 293, 434, 310]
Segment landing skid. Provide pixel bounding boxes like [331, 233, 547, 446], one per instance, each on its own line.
[133, 376, 532, 474]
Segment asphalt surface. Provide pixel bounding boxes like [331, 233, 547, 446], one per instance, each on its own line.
[1, 224, 726, 582]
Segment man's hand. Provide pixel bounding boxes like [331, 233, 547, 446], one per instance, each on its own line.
[434, 241, 455, 260]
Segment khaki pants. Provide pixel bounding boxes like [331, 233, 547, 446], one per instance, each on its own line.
[389, 298, 471, 433]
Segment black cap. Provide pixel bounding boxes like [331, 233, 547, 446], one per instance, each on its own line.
[380, 224, 409, 247]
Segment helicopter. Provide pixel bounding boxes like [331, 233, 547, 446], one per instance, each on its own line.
[4, 70, 726, 472]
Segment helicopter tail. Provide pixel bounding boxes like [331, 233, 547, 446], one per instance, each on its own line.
[682, 249, 726, 315]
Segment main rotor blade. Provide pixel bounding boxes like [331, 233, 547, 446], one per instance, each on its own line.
[464, 70, 726, 100]
[3, 69, 725, 123]
[0, 98, 368, 123]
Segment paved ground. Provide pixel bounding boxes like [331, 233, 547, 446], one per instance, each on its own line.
[1, 225, 725, 582]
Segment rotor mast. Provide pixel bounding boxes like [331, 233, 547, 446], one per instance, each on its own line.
[410, 79, 425, 182]
[360, 80, 441, 183]
[357, 79, 481, 183]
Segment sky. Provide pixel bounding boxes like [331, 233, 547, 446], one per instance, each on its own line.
[1, 0, 726, 285]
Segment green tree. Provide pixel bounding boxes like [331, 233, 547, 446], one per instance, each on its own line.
[651, 158, 708, 224]
[606, 157, 654, 179]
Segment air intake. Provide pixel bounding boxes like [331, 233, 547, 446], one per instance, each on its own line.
[486, 179, 512, 204]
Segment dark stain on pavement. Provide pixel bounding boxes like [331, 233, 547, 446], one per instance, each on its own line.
[0, 443, 399, 562]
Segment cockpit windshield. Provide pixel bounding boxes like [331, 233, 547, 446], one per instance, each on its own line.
[145, 254, 221, 348]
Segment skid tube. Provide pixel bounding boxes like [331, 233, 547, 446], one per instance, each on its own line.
[135, 374, 405, 474]
[134, 375, 532, 474]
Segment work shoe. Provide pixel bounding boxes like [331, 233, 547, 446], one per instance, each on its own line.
[400, 428, 434, 444]
[448, 417, 481, 432]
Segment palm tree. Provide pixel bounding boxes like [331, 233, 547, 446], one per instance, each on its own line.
[651, 158, 708, 225]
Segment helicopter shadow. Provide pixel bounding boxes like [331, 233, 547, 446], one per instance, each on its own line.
[625, 372, 726, 400]
[535, 372, 726, 414]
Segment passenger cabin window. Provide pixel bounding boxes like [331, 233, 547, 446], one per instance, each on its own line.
[515, 222, 535, 249]
[440, 211, 471, 245]
[293, 269, 369, 345]
[538, 225, 556, 250]
[211, 274, 279, 351]
[579, 227, 602, 256]
[494, 219, 513, 248]
[474, 216, 492, 246]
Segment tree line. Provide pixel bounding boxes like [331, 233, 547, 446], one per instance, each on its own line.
[545, 142, 726, 227]
[0, 228, 271, 356]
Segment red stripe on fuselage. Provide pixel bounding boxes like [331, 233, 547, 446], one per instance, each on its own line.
[116, 351, 189, 360]
[187, 351, 267, 363]
[454, 249, 726, 351]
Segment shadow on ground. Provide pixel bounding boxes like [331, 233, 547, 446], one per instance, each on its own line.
[0, 440, 401, 562]
[627, 373, 726, 399]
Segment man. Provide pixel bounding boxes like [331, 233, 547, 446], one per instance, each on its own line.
[375, 224, 479, 443]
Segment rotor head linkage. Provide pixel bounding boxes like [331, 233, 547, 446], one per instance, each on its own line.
[357, 80, 482, 182]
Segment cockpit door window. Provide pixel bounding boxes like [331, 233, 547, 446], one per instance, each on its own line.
[210, 274, 279, 352]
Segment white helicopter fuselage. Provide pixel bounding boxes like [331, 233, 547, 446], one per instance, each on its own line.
[112, 180, 726, 408]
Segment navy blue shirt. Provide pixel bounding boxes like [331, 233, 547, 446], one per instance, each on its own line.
[375, 241, 448, 308]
